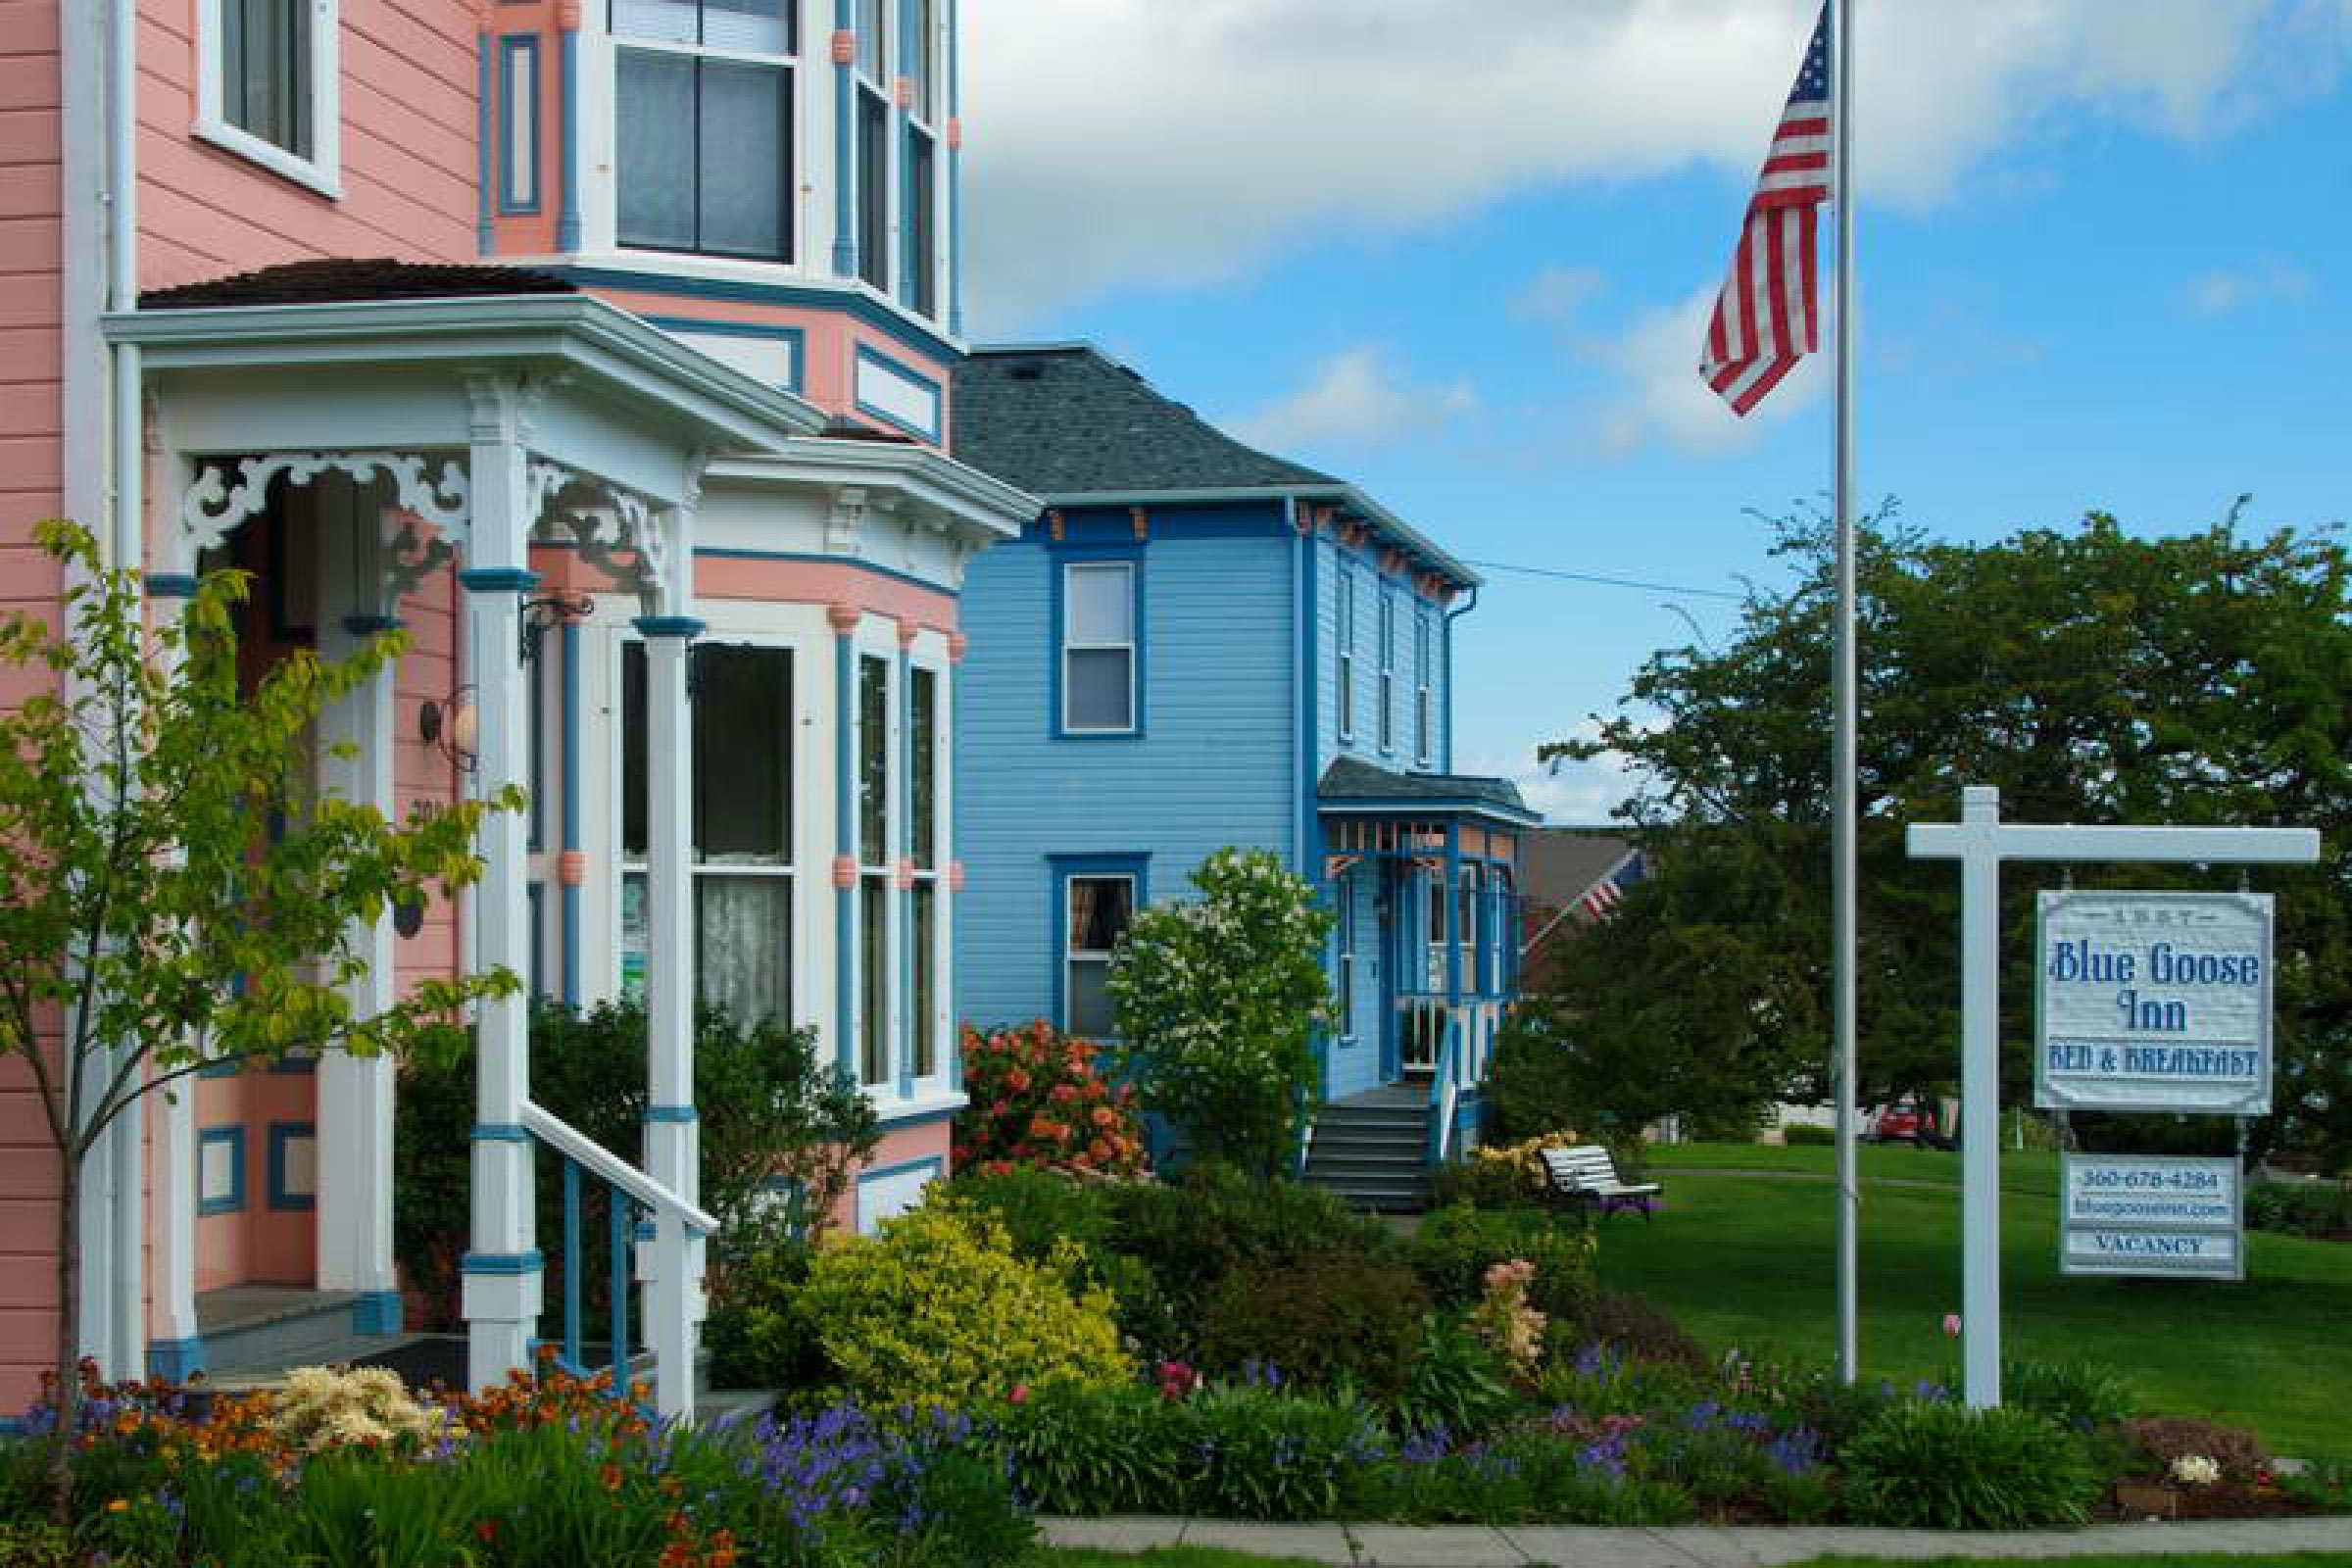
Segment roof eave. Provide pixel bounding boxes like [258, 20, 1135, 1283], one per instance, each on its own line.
[715, 439, 1038, 545]
[1027, 481, 1480, 590]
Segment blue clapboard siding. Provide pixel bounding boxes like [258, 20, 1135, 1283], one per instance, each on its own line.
[956, 513, 1298, 1029]
[1313, 533, 1450, 779]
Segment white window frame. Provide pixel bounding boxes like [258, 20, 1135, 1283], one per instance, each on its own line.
[905, 652, 951, 1090]
[613, 630, 805, 1028]
[1336, 566, 1355, 743]
[1414, 612, 1433, 765]
[1063, 872, 1136, 1040]
[195, 0, 343, 200]
[855, 644, 898, 1090]
[1378, 590, 1396, 754]
[609, 0, 801, 265]
[1335, 873, 1356, 1039]
[1060, 560, 1138, 735]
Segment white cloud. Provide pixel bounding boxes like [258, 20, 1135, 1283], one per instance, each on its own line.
[1461, 729, 1642, 825]
[1229, 347, 1477, 453]
[1582, 284, 1825, 459]
[1509, 265, 1607, 329]
[2184, 260, 2314, 316]
[963, 1, 2346, 327]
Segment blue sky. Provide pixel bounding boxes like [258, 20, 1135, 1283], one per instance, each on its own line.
[963, 1, 2352, 821]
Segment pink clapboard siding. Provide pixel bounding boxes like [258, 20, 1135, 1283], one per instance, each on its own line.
[135, 0, 481, 292]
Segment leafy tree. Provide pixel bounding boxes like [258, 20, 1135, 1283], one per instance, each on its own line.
[0, 521, 519, 1497]
[1539, 506, 2352, 1164]
[1106, 847, 1333, 1175]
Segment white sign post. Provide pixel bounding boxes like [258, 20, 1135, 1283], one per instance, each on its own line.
[1906, 786, 2318, 1408]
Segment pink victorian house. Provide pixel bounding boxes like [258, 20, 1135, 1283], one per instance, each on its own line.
[1, 0, 1023, 1418]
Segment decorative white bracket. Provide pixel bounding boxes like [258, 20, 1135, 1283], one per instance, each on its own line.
[180, 452, 471, 561]
[824, 486, 867, 556]
[528, 459, 667, 611]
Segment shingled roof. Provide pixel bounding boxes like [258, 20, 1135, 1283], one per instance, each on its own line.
[141, 258, 577, 310]
[953, 344, 1338, 496]
[1318, 758, 1535, 819]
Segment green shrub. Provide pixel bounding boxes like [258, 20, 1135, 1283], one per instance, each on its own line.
[1198, 1251, 1430, 1401]
[943, 1165, 1118, 1258]
[1781, 1124, 1835, 1147]
[1485, 1004, 1586, 1143]
[1176, 1384, 1382, 1520]
[1104, 1165, 1405, 1323]
[1429, 1154, 1543, 1209]
[981, 1381, 1179, 1516]
[704, 1228, 824, 1393]
[0, 1519, 74, 1568]
[1843, 1401, 2099, 1528]
[1411, 1202, 1597, 1325]
[797, 1204, 1130, 1408]
[2245, 1179, 2351, 1238]
[1996, 1357, 2136, 1432]
[1392, 1313, 1518, 1438]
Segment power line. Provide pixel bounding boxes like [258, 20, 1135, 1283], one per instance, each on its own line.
[1458, 558, 1748, 602]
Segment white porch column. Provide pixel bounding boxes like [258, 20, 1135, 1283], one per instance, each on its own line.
[461, 376, 543, 1390]
[143, 569, 205, 1381]
[317, 489, 402, 1333]
[637, 500, 702, 1423]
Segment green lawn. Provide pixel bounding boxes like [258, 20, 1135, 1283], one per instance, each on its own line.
[1597, 1151, 2352, 1454]
[1641, 1140, 2062, 1195]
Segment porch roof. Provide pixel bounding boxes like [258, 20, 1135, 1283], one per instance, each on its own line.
[1317, 758, 1542, 828]
[106, 284, 830, 458]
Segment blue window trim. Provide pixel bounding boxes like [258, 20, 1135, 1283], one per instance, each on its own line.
[268, 1121, 318, 1211]
[900, 121, 935, 318]
[1049, 853, 1149, 1035]
[497, 35, 541, 216]
[548, 267, 961, 365]
[197, 1128, 246, 1217]
[1335, 869, 1357, 1043]
[1336, 559, 1355, 744]
[645, 314, 808, 394]
[852, 342, 944, 442]
[1378, 587, 1397, 757]
[1049, 545, 1146, 740]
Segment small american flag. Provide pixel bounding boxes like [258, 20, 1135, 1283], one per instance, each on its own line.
[1700, 4, 1833, 416]
[1579, 852, 1646, 920]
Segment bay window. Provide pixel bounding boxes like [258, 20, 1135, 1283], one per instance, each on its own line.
[621, 640, 796, 1024]
[614, 0, 795, 261]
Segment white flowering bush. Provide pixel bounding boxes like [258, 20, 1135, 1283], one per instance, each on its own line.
[1106, 848, 1334, 1175]
[269, 1365, 447, 1451]
[2171, 1454, 2222, 1488]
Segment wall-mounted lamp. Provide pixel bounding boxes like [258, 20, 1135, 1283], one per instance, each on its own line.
[418, 685, 479, 773]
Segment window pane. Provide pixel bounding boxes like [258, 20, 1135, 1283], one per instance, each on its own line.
[911, 882, 936, 1076]
[227, 0, 311, 158]
[612, 0, 700, 44]
[909, 666, 937, 869]
[620, 872, 649, 1002]
[617, 49, 697, 250]
[860, 876, 890, 1084]
[704, 0, 792, 53]
[905, 128, 936, 317]
[858, 0, 885, 77]
[1068, 875, 1132, 955]
[698, 60, 790, 259]
[621, 642, 649, 859]
[906, 0, 935, 118]
[1064, 648, 1132, 731]
[857, 89, 889, 289]
[698, 876, 791, 1024]
[1065, 563, 1132, 644]
[1068, 957, 1114, 1039]
[858, 654, 889, 863]
[693, 644, 790, 863]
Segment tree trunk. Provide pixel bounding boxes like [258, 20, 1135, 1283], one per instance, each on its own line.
[49, 1147, 79, 1526]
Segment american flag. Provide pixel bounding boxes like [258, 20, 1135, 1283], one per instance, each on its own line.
[1700, 4, 1833, 416]
[1579, 852, 1646, 920]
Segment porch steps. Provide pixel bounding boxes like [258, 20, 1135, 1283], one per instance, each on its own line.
[1302, 1087, 1431, 1213]
[196, 1287, 409, 1385]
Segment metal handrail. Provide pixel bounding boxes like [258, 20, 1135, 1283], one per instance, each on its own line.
[520, 1100, 718, 1234]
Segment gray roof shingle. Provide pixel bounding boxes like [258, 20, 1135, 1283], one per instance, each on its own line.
[1318, 758, 1534, 818]
[952, 344, 1338, 496]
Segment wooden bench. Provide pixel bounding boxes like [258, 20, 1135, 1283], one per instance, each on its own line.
[1540, 1145, 1662, 1220]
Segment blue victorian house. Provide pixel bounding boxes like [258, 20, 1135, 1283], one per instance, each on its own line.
[950, 345, 1535, 1206]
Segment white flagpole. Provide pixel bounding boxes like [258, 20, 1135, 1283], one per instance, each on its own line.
[1832, 0, 1861, 1385]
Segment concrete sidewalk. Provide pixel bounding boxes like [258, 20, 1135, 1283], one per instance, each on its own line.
[1041, 1513, 2352, 1566]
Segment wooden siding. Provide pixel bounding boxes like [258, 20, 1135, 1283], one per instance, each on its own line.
[955, 524, 1298, 1028]
[1313, 531, 1452, 779]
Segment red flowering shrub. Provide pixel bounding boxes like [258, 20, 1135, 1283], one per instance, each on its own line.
[956, 1021, 1150, 1178]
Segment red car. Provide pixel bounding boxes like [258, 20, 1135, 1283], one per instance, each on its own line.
[1863, 1100, 1948, 1147]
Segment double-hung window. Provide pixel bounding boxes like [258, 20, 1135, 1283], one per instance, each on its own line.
[906, 663, 944, 1081]
[1458, 865, 1480, 991]
[620, 640, 797, 1025]
[1335, 875, 1356, 1038]
[1414, 612, 1433, 765]
[1060, 561, 1137, 734]
[1336, 568, 1355, 742]
[198, 0, 340, 194]
[854, 0, 891, 291]
[614, 0, 796, 262]
[1064, 873, 1135, 1039]
[1378, 592, 1396, 753]
[900, 0, 940, 317]
[857, 653, 894, 1087]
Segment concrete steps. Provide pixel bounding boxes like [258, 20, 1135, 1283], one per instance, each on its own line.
[1302, 1086, 1432, 1213]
